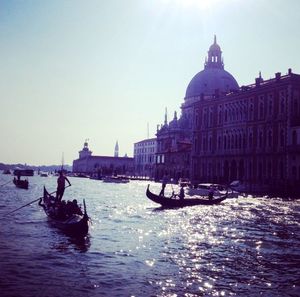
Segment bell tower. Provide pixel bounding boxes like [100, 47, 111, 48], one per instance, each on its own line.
[79, 139, 92, 159]
[114, 141, 119, 157]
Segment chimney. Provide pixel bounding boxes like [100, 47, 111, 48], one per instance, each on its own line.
[255, 77, 261, 87]
[288, 68, 292, 75]
[275, 72, 281, 81]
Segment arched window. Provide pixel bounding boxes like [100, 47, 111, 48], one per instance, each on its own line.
[259, 102, 264, 119]
[280, 130, 285, 147]
[268, 99, 273, 116]
[292, 131, 297, 145]
[259, 131, 263, 148]
[249, 132, 253, 148]
[249, 104, 254, 120]
[268, 130, 273, 147]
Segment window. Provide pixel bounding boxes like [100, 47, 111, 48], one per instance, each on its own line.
[268, 130, 273, 147]
[280, 130, 285, 147]
[292, 131, 297, 145]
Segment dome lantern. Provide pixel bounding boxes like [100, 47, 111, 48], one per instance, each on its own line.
[205, 35, 224, 70]
[184, 36, 239, 99]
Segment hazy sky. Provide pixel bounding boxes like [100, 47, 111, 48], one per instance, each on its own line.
[1, 0, 300, 165]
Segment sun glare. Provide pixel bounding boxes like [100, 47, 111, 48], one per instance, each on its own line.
[162, 0, 223, 10]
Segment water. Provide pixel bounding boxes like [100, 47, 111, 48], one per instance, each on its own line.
[0, 175, 299, 297]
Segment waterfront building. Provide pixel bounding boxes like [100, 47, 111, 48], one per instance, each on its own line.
[155, 36, 300, 195]
[155, 36, 239, 182]
[192, 69, 300, 195]
[134, 138, 157, 178]
[155, 109, 192, 181]
[73, 141, 134, 176]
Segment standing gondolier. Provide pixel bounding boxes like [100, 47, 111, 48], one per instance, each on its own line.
[56, 171, 71, 201]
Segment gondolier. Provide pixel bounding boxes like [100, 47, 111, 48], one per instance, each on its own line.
[56, 171, 71, 201]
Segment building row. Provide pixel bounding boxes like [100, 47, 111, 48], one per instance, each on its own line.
[135, 36, 300, 196]
[72, 37, 300, 196]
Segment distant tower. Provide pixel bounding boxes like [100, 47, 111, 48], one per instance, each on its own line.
[164, 107, 168, 125]
[79, 139, 92, 159]
[114, 141, 119, 157]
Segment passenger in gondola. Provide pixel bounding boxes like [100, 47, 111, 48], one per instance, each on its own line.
[208, 186, 214, 200]
[179, 184, 185, 200]
[72, 199, 83, 215]
[57, 200, 67, 219]
[56, 171, 71, 201]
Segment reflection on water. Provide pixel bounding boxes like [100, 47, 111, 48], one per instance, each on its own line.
[0, 174, 299, 297]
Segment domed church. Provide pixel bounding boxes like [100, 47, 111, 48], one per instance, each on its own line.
[155, 36, 300, 196]
[155, 36, 239, 181]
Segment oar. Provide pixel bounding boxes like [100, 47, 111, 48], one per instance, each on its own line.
[0, 181, 11, 187]
[3, 185, 71, 217]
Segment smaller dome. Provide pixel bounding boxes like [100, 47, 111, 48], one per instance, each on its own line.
[209, 43, 221, 52]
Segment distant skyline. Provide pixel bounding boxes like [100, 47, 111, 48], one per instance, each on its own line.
[1, 0, 300, 165]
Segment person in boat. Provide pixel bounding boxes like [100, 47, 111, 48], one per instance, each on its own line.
[208, 186, 214, 200]
[179, 184, 185, 200]
[159, 173, 169, 196]
[56, 171, 71, 201]
[71, 199, 83, 215]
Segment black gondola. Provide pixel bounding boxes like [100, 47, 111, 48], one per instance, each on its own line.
[146, 185, 228, 208]
[13, 178, 29, 189]
[39, 187, 89, 237]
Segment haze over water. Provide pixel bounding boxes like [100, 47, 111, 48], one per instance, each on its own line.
[0, 175, 299, 297]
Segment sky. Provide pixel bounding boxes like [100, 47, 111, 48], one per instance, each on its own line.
[0, 0, 300, 166]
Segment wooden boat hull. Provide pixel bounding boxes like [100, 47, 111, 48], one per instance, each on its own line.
[13, 179, 29, 189]
[146, 185, 227, 208]
[40, 187, 89, 237]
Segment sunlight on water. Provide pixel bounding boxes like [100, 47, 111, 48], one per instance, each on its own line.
[0, 175, 299, 296]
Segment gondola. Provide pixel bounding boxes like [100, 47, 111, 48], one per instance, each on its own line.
[13, 178, 29, 189]
[146, 185, 228, 208]
[39, 187, 89, 237]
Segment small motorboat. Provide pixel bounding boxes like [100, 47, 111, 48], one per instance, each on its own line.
[102, 176, 130, 183]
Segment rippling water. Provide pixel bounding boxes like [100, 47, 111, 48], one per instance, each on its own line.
[0, 175, 299, 297]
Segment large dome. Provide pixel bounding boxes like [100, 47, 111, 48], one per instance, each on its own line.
[185, 36, 239, 99]
[185, 68, 239, 98]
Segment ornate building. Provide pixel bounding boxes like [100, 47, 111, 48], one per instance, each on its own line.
[155, 36, 300, 196]
[73, 141, 134, 176]
[155, 36, 239, 182]
[192, 69, 300, 196]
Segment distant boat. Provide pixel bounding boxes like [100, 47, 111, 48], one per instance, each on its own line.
[146, 185, 228, 208]
[74, 173, 90, 178]
[40, 172, 48, 177]
[3, 169, 11, 174]
[102, 176, 129, 184]
[13, 178, 29, 189]
[13, 169, 34, 176]
[186, 183, 227, 196]
[39, 187, 89, 237]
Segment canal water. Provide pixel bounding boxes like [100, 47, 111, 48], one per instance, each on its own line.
[0, 174, 299, 297]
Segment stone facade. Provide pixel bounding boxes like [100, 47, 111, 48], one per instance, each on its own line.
[73, 141, 134, 176]
[134, 138, 157, 178]
[192, 70, 300, 196]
